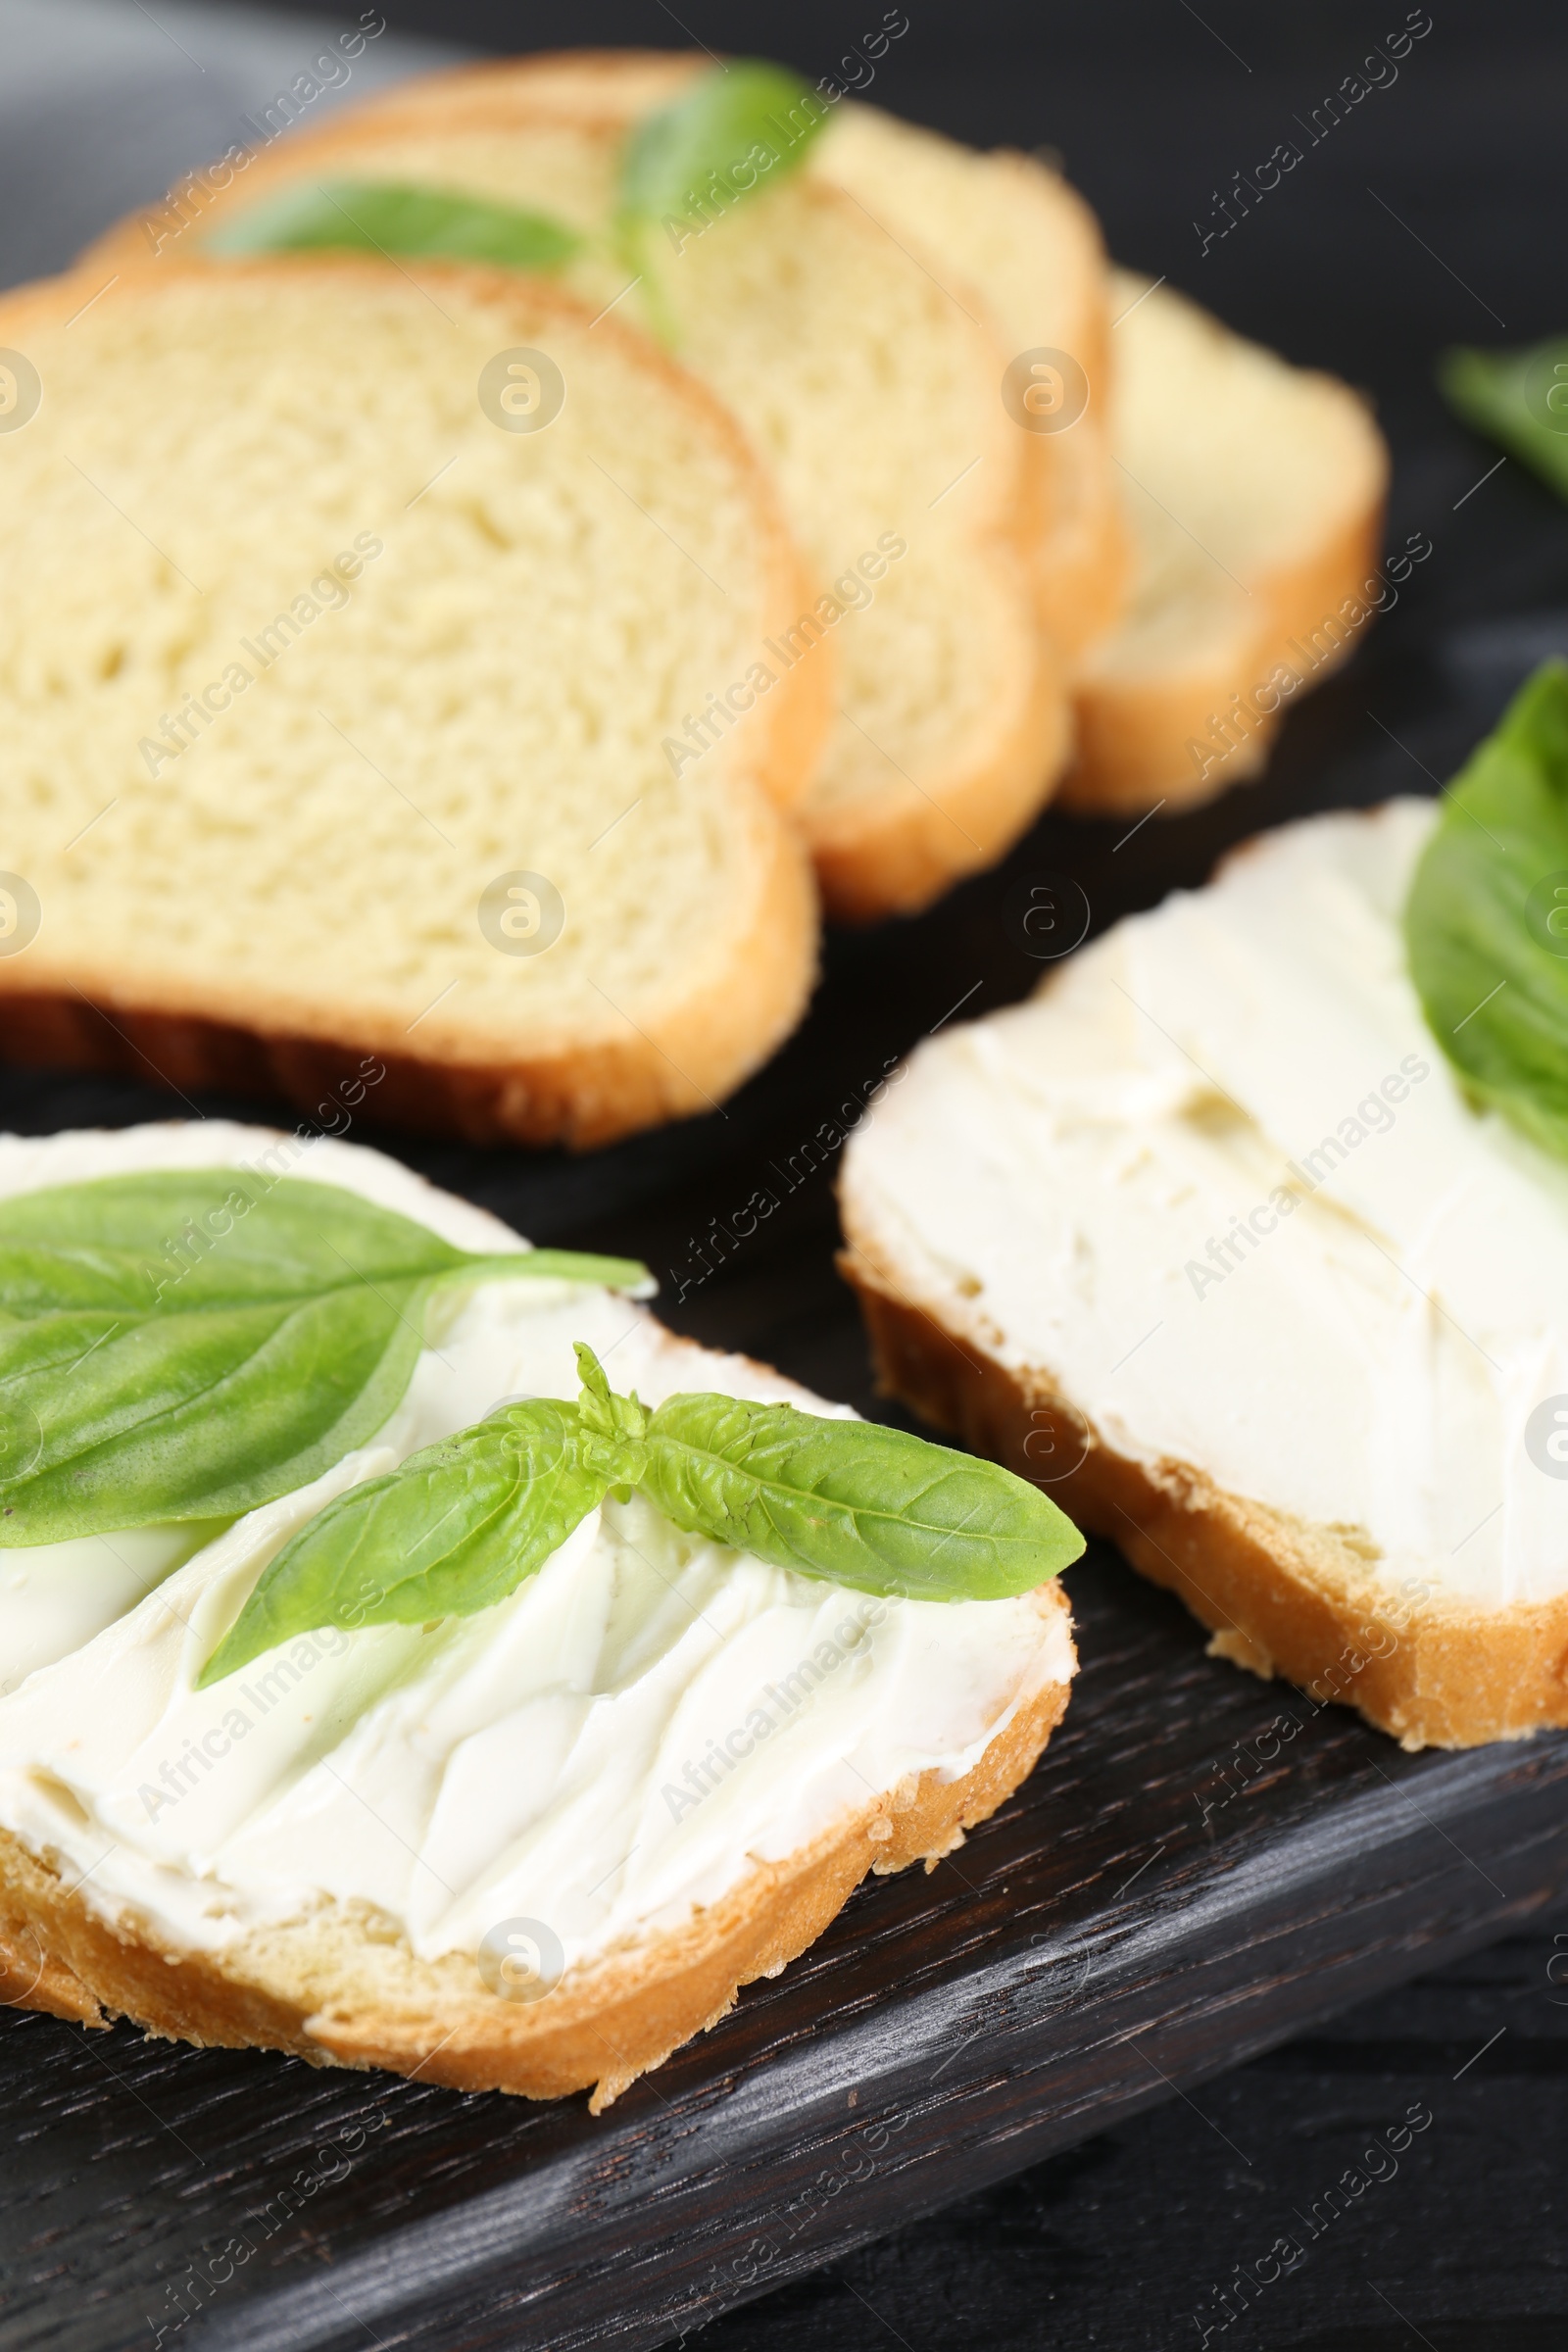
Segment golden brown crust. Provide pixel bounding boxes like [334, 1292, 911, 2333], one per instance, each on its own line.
[840, 1227, 1568, 1752]
[0, 1617, 1071, 2107]
[807, 604, 1073, 924]
[0, 804, 817, 1152]
[1033, 422, 1130, 668]
[987, 163, 1125, 668]
[1062, 641, 1280, 818]
[1061, 420, 1388, 817]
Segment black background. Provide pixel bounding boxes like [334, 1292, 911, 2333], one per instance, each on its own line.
[3, 2, 1568, 2344]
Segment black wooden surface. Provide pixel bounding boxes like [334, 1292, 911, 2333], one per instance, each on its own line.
[3, 3, 1568, 2346]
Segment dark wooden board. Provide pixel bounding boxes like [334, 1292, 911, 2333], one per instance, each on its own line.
[4, 4, 1568, 2347]
[688, 1917, 1568, 2352]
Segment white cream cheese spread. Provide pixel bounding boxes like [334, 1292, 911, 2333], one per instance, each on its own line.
[0, 1122, 1071, 1976]
[848, 799, 1568, 1609]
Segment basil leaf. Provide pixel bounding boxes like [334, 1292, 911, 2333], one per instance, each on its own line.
[639, 1392, 1084, 1601]
[573, 1338, 649, 1446]
[619, 61, 829, 231]
[198, 1401, 612, 1686]
[205, 178, 581, 271]
[1439, 339, 1568, 504]
[0, 1174, 646, 1544]
[196, 1343, 1084, 1687]
[616, 61, 830, 337]
[1403, 660, 1568, 1156]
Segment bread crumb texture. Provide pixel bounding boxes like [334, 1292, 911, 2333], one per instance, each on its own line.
[0, 261, 821, 1139]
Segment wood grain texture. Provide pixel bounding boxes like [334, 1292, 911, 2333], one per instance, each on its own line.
[689, 1921, 1568, 2352]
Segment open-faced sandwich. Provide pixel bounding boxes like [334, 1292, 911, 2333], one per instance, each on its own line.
[0, 1123, 1079, 2105]
[843, 664, 1568, 1750]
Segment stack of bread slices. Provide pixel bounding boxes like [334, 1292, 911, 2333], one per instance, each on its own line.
[0, 49, 1388, 1148]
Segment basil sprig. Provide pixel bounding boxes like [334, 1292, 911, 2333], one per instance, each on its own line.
[1439, 339, 1568, 504]
[1404, 660, 1568, 1156]
[0, 1175, 645, 1546]
[203, 61, 830, 347]
[205, 178, 582, 271]
[616, 60, 829, 339]
[199, 1343, 1083, 1685]
[616, 61, 828, 302]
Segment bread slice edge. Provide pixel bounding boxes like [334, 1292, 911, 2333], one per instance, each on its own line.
[839, 1214, 1568, 1752]
[1061, 492, 1386, 817]
[1062, 275, 1390, 818]
[0, 1602, 1071, 2108]
[808, 603, 1073, 923]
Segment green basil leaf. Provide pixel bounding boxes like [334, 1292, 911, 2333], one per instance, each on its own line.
[618, 61, 829, 228]
[197, 1341, 1084, 1688]
[205, 178, 581, 271]
[1439, 339, 1568, 504]
[572, 1339, 649, 1445]
[0, 1174, 647, 1544]
[198, 1400, 612, 1685]
[1403, 660, 1568, 1157]
[615, 61, 830, 337]
[639, 1392, 1084, 1601]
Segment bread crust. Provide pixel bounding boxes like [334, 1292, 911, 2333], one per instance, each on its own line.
[0, 1603, 1071, 2109]
[0, 803, 816, 1152]
[840, 1223, 1568, 1752]
[1032, 417, 1130, 670]
[1061, 496, 1386, 816]
[0, 259, 825, 1150]
[975, 157, 1125, 668]
[1061, 269, 1391, 820]
[808, 605, 1073, 922]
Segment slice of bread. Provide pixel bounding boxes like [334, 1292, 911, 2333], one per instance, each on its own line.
[1063, 272, 1389, 815]
[82, 58, 1074, 921]
[0, 1121, 1075, 2107]
[0, 259, 826, 1148]
[838, 801, 1568, 1751]
[304, 51, 1127, 665]
[808, 101, 1126, 664]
